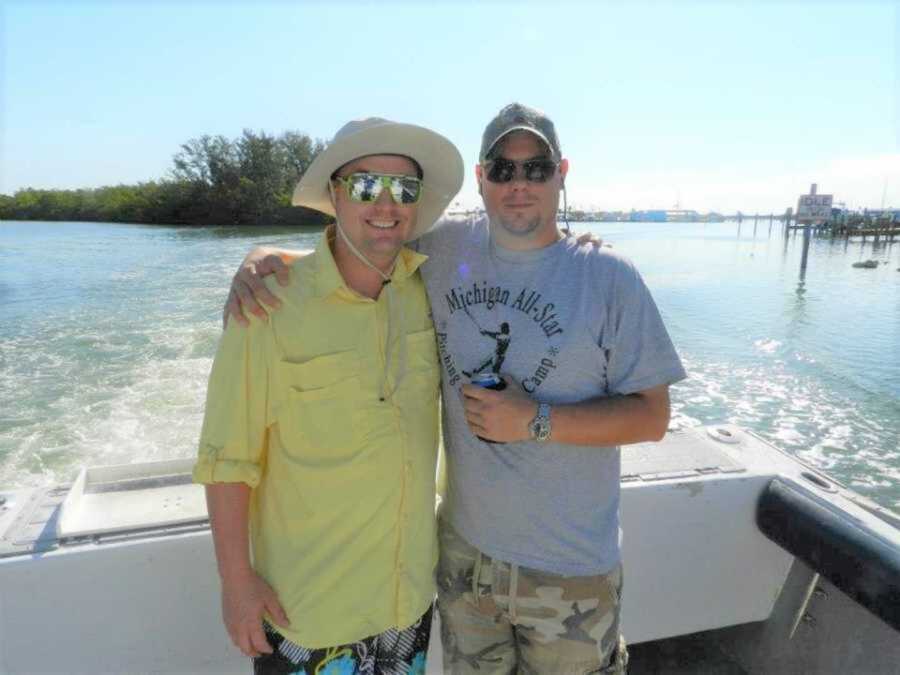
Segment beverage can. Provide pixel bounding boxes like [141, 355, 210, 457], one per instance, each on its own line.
[470, 373, 507, 391]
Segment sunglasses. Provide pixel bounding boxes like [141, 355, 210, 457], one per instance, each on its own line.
[332, 172, 423, 205]
[483, 157, 558, 183]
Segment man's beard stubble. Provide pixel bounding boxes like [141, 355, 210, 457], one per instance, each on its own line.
[491, 211, 543, 239]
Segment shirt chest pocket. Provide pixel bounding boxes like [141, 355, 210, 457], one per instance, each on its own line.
[401, 328, 441, 444]
[404, 328, 440, 394]
[274, 350, 361, 465]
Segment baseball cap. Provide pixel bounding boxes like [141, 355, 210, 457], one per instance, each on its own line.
[479, 103, 561, 162]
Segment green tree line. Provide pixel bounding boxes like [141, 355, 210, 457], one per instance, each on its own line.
[0, 129, 332, 226]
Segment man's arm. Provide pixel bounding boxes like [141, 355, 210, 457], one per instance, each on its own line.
[224, 246, 308, 327]
[460, 380, 670, 445]
[223, 232, 607, 327]
[551, 384, 669, 444]
[206, 483, 290, 658]
[195, 315, 289, 658]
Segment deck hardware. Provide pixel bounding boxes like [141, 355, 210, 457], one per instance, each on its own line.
[800, 471, 838, 493]
[813, 588, 828, 600]
[706, 426, 741, 444]
[789, 572, 821, 639]
[801, 613, 817, 627]
[641, 469, 697, 481]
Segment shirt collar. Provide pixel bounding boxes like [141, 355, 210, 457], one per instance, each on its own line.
[313, 225, 429, 299]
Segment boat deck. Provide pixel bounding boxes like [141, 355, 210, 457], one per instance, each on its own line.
[629, 631, 746, 674]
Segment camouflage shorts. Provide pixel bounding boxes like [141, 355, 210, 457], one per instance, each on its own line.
[436, 518, 628, 675]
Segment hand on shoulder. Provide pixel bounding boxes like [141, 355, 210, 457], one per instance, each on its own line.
[223, 246, 310, 328]
[571, 229, 611, 249]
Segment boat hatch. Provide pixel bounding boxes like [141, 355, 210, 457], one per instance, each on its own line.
[57, 458, 207, 539]
[622, 429, 745, 482]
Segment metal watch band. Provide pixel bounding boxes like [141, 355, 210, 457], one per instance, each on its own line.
[530, 402, 552, 442]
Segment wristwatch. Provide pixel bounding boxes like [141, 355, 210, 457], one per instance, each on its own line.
[528, 403, 552, 442]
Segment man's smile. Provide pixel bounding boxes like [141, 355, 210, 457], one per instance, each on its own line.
[366, 219, 400, 229]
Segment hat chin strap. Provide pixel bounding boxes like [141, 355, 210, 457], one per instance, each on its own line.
[328, 182, 405, 401]
[561, 182, 571, 236]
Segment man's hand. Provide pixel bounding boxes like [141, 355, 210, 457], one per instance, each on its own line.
[461, 376, 537, 443]
[221, 570, 290, 658]
[224, 247, 292, 328]
[573, 230, 610, 249]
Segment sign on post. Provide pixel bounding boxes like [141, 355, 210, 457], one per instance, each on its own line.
[797, 184, 833, 223]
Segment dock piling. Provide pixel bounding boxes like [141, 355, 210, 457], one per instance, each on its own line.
[800, 224, 811, 275]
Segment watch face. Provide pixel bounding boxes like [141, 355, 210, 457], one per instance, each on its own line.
[530, 404, 551, 441]
[530, 419, 549, 441]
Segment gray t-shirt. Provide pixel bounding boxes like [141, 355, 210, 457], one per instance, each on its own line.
[416, 218, 686, 576]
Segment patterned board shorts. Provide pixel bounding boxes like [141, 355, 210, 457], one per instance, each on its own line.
[252, 605, 432, 675]
[436, 518, 629, 675]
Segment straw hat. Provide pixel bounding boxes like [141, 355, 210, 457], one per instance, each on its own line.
[292, 117, 464, 241]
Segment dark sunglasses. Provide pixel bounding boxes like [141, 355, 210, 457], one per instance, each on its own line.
[332, 172, 423, 205]
[483, 157, 558, 183]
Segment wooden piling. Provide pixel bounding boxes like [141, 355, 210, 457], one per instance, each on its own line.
[800, 224, 811, 274]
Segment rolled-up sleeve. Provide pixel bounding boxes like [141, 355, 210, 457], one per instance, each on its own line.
[193, 318, 270, 488]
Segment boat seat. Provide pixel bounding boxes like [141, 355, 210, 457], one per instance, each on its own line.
[757, 477, 900, 631]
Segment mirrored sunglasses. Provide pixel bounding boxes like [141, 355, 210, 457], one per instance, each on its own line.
[484, 157, 558, 184]
[333, 173, 423, 205]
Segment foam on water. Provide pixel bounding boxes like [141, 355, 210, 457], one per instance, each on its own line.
[0, 308, 216, 486]
[0, 222, 319, 487]
[1, 220, 898, 511]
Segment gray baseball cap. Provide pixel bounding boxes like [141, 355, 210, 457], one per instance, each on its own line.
[479, 102, 561, 162]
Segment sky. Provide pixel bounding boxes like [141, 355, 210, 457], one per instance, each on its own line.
[1, 0, 898, 213]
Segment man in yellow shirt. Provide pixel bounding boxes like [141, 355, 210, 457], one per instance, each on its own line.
[193, 118, 463, 674]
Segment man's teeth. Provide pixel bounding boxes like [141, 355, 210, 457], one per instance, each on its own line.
[369, 220, 398, 229]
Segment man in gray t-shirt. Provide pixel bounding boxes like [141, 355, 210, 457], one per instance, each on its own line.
[225, 103, 685, 674]
[419, 104, 684, 674]
[416, 215, 685, 578]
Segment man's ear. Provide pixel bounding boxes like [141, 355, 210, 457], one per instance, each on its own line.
[475, 163, 483, 196]
[559, 158, 569, 188]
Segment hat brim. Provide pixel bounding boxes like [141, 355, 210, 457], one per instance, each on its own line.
[291, 121, 464, 241]
[483, 125, 556, 161]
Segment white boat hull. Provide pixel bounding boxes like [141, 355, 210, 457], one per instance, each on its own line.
[1, 426, 897, 674]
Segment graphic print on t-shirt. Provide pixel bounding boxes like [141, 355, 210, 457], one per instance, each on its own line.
[417, 220, 686, 577]
[461, 319, 509, 377]
[436, 279, 565, 395]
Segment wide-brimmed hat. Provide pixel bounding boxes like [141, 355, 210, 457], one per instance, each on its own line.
[292, 117, 464, 241]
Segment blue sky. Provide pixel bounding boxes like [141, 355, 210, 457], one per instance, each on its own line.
[2, 0, 898, 212]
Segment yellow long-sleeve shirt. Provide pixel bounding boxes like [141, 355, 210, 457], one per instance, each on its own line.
[193, 230, 440, 648]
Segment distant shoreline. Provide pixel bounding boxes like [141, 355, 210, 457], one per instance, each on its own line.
[0, 216, 329, 229]
[0, 129, 333, 228]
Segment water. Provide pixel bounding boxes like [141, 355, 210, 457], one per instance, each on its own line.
[1, 219, 898, 509]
